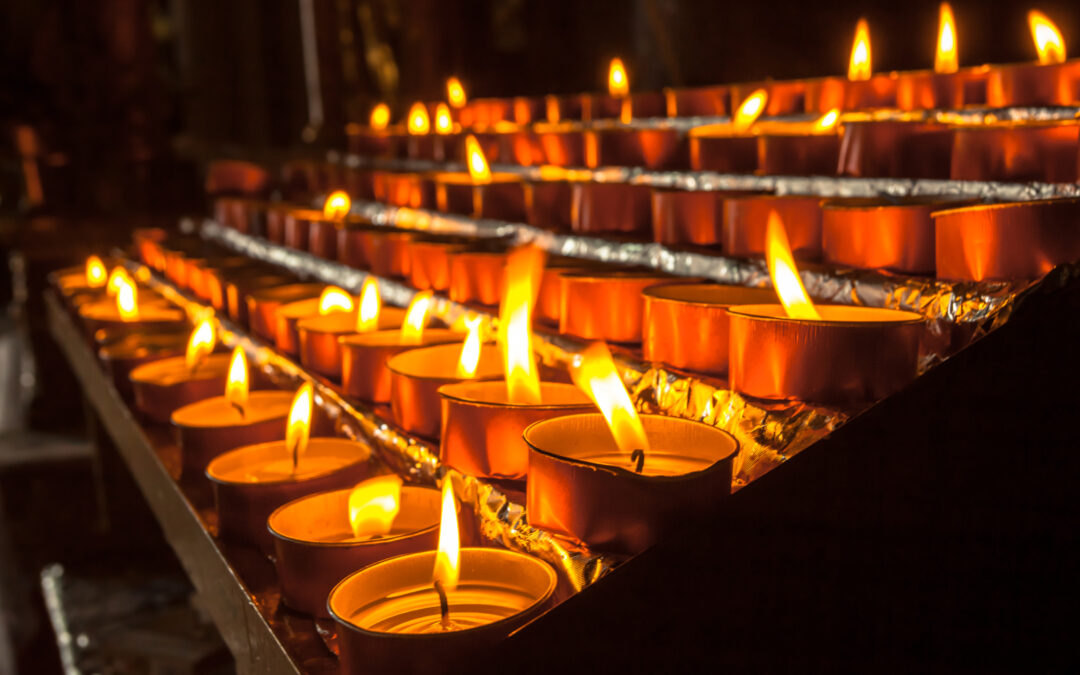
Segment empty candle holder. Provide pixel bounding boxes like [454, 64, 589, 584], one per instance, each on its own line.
[986, 59, 1080, 107]
[757, 122, 842, 176]
[407, 239, 469, 291]
[583, 126, 687, 170]
[650, 188, 724, 246]
[523, 178, 573, 231]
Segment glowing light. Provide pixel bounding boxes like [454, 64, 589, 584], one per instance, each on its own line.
[499, 245, 545, 405]
[85, 256, 107, 288]
[318, 286, 354, 315]
[107, 268, 132, 297]
[408, 103, 431, 135]
[456, 316, 483, 378]
[570, 342, 650, 454]
[225, 346, 249, 412]
[348, 475, 403, 539]
[402, 291, 433, 345]
[765, 212, 821, 320]
[849, 18, 872, 81]
[1029, 10, 1066, 64]
[435, 103, 453, 134]
[733, 89, 768, 133]
[356, 278, 381, 333]
[432, 479, 460, 592]
[608, 58, 629, 97]
[446, 77, 467, 108]
[323, 190, 351, 220]
[369, 103, 391, 130]
[286, 383, 313, 471]
[116, 280, 138, 321]
[935, 3, 959, 74]
[815, 108, 841, 131]
[185, 320, 215, 372]
[464, 135, 492, 184]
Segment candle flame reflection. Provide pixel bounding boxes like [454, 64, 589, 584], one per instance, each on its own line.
[356, 278, 381, 333]
[318, 286, 354, 315]
[499, 245, 545, 405]
[936, 3, 959, 74]
[432, 479, 460, 592]
[1028, 10, 1066, 64]
[849, 18, 872, 81]
[225, 346, 249, 411]
[765, 211, 821, 320]
[733, 89, 768, 133]
[286, 382, 313, 471]
[323, 190, 351, 220]
[85, 256, 107, 288]
[402, 291, 433, 345]
[570, 342, 650, 454]
[434, 103, 453, 134]
[348, 475, 403, 539]
[456, 316, 483, 378]
[185, 320, 216, 371]
[464, 135, 492, 184]
[446, 77, 467, 108]
[407, 103, 431, 135]
[116, 279, 138, 321]
[369, 102, 391, 130]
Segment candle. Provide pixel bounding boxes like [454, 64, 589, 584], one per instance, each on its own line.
[245, 282, 323, 343]
[345, 102, 393, 157]
[950, 120, 1079, 184]
[532, 121, 585, 167]
[273, 285, 345, 356]
[559, 270, 673, 343]
[522, 168, 576, 231]
[837, 117, 954, 180]
[688, 88, 767, 172]
[584, 123, 687, 171]
[570, 181, 652, 235]
[447, 249, 507, 307]
[663, 83, 730, 117]
[407, 238, 468, 292]
[434, 136, 525, 222]
[841, 19, 899, 109]
[524, 342, 738, 554]
[986, 11, 1080, 106]
[97, 330, 189, 402]
[78, 276, 187, 337]
[723, 194, 823, 260]
[534, 258, 602, 324]
[130, 320, 229, 424]
[54, 255, 108, 301]
[755, 110, 842, 176]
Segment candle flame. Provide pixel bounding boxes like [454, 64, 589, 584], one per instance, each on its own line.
[935, 3, 959, 74]
[434, 103, 453, 134]
[356, 278, 381, 333]
[286, 382, 313, 471]
[318, 286, 354, 315]
[1029, 10, 1066, 64]
[570, 342, 649, 454]
[464, 135, 492, 184]
[369, 102, 391, 130]
[432, 479, 459, 592]
[106, 267, 132, 297]
[446, 77, 467, 108]
[733, 89, 768, 133]
[407, 103, 431, 135]
[499, 245, 545, 405]
[849, 18, 872, 81]
[323, 190, 351, 220]
[608, 57, 629, 97]
[185, 320, 216, 371]
[85, 256, 107, 288]
[347, 475, 403, 539]
[225, 346, 249, 410]
[456, 316, 483, 378]
[116, 279, 138, 321]
[765, 211, 821, 320]
[815, 108, 841, 131]
[402, 291, 433, 345]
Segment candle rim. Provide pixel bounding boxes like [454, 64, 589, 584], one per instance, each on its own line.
[340, 327, 463, 349]
[931, 195, 1080, 220]
[170, 389, 293, 429]
[386, 342, 500, 382]
[726, 303, 925, 325]
[206, 437, 371, 487]
[820, 195, 973, 212]
[434, 171, 521, 186]
[297, 306, 407, 335]
[438, 379, 593, 410]
[247, 282, 324, 304]
[642, 281, 777, 308]
[129, 351, 230, 384]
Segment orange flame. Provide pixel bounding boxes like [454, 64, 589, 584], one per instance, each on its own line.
[499, 245, 545, 405]
[849, 18, 872, 81]
[116, 279, 138, 321]
[323, 190, 351, 220]
[369, 103, 391, 130]
[733, 89, 768, 133]
[318, 286, 354, 315]
[1029, 10, 1066, 64]
[106, 267, 132, 297]
[570, 342, 649, 454]
[432, 479, 459, 592]
[185, 320, 215, 371]
[402, 291, 433, 345]
[286, 383, 313, 470]
[766, 212, 821, 320]
[456, 316, 483, 378]
[434, 103, 453, 134]
[446, 77, 467, 108]
[347, 475, 403, 539]
[407, 103, 431, 135]
[815, 108, 841, 131]
[225, 346, 249, 411]
[85, 256, 107, 288]
[936, 3, 959, 74]
[608, 58, 629, 97]
[356, 278, 381, 333]
[464, 135, 492, 184]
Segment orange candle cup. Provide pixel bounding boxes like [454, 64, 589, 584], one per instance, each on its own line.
[525, 413, 738, 554]
[223, 271, 296, 328]
[949, 121, 1079, 184]
[131, 353, 231, 424]
[340, 329, 463, 404]
[842, 72, 899, 109]
[535, 259, 606, 325]
[448, 250, 507, 307]
[308, 217, 339, 261]
[688, 124, 758, 173]
[283, 208, 322, 251]
[376, 171, 436, 209]
[523, 178, 573, 231]
[407, 239, 469, 291]
[434, 173, 525, 222]
[559, 270, 672, 343]
[387, 343, 502, 439]
[731, 80, 806, 116]
[275, 296, 325, 357]
[358, 228, 414, 279]
[78, 298, 187, 337]
[268, 485, 442, 618]
[933, 198, 1080, 282]
[986, 59, 1080, 107]
[543, 94, 584, 123]
[264, 203, 295, 244]
[650, 188, 724, 247]
[895, 66, 989, 110]
[246, 283, 324, 343]
[98, 331, 190, 401]
[297, 307, 407, 380]
[723, 194, 824, 260]
[756, 116, 842, 176]
[663, 84, 730, 117]
[532, 122, 586, 167]
[336, 220, 375, 269]
[583, 127, 687, 170]
[570, 181, 652, 235]
[642, 283, 777, 377]
[838, 119, 954, 179]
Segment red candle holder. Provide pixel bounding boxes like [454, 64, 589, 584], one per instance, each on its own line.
[130, 353, 231, 424]
[374, 171, 436, 209]
[544, 94, 584, 123]
[224, 272, 295, 328]
[448, 250, 507, 307]
[434, 173, 526, 222]
[838, 119, 954, 179]
[536, 259, 604, 325]
[513, 96, 544, 125]
[843, 72, 900, 109]
[688, 124, 758, 173]
[265, 203, 294, 244]
[245, 283, 324, 343]
[284, 208, 321, 251]
[571, 181, 652, 235]
[986, 59, 1080, 107]
[663, 85, 730, 117]
[723, 194, 823, 259]
[407, 239, 468, 291]
[650, 188, 723, 246]
[340, 329, 462, 404]
[583, 127, 687, 170]
[274, 296, 322, 357]
[308, 217, 339, 260]
[358, 229, 414, 279]
[559, 270, 672, 343]
[757, 126, 841, 176]
[895, 66, 989, 110]
[523, 179, 573, 231]
[802, 76, 846, 113]
[501, 127, 546, 166]
[533, 123, 586, 167]
[297, 307, 408, 380]
[950, 121, 1079, 184]
[731, 80, 805, 115]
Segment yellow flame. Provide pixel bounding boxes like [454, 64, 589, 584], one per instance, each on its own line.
[106, 267, 132, 297]
[85, 256, 107, 288]
[463, 135, 492, 184]
[456, 316, 483, 378]
[446, 77, 467, 108]
[570, 342, 650, 454]
[935, 3, 959, 74]
[286, 383, 313, 469]
[369, 102, 391, 130]
[765, 211, 821, 320]
[402, 291, 433, 345]
[608, 57, 629, 97]
[849, 18, 872, 81]
[1029, 10, 1066, 64]
[499, 245, 545, 405]
[815, 109, 841, 131]
[185, 320, 215, 371]
[432, 479, 460, 592]
[323, 190, 351, 220]
[318, 286, 354, 315]
[116, 280, 138, 321]
[733, 89, 768, 133]
[348, 475, 403, 539]
[356, 278, 381, 333]
[434, 103, 453, 134]
[408, 103, 431, 135]
[225, 346, 249, 410]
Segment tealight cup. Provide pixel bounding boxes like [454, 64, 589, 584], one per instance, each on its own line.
[97, 330, 189, 401]
[723, 194, 823, 260]
[245, 283, 324, 343]
[130, 353, 231, 424]
[296, 307, 407, 380]
[559, 270, 672, 343]
[340, 330, 463, 404]
[448, 250, 507, 307]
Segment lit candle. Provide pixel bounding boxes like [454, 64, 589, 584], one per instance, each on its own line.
[987, 10, 1080, 107]
[78, 273, 186, 337]
[434, 136, 525, 222]
[130, 320, 231, 424]
[755, 109, 842, 176]
[245, 282, 323, 343]
[688, 89, 767, 172]
[273, 285, 346, 357]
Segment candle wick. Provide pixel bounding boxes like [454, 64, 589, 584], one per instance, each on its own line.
[231, 401, 245, 419]
[433, 579, 451, 629]
[631, 448, 645, 474]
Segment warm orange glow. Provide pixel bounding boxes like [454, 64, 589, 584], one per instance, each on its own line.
[570, 342, 649, 454]
[356, 277, 381, 333]
[348, 475, 403, 539]
[323, 190, 351, 220]
[1029, 10, 1066, 64]
[402, 291, 433, 345]
[935, 3, 959, 74]
[407, 103, 431, 135]
[286, 383, 313, 470]
[456, 316, 482, 378]
[464, 135, 492, 184]
[499, 245, 545, 405]
[733, 89, 768, 133]
[106, 267, 132, 297]
[432, 479, 460, 592]
[765, 211, 821, 320]
[318, 286, 354, 315]
[225, 346, 249, 411]
[369, 102, 391, 130]
[85, 256, 107, 288]
[434, 103, 453, 134]
[116, 280, 138, 321]
[849, 18, 872, 81]
[545, 95, 560, 123]
[185, 320, 215, 372]
[608, 57, 629, 97]
[446, 77, 467, 108]
[815, 109, 841, 131]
